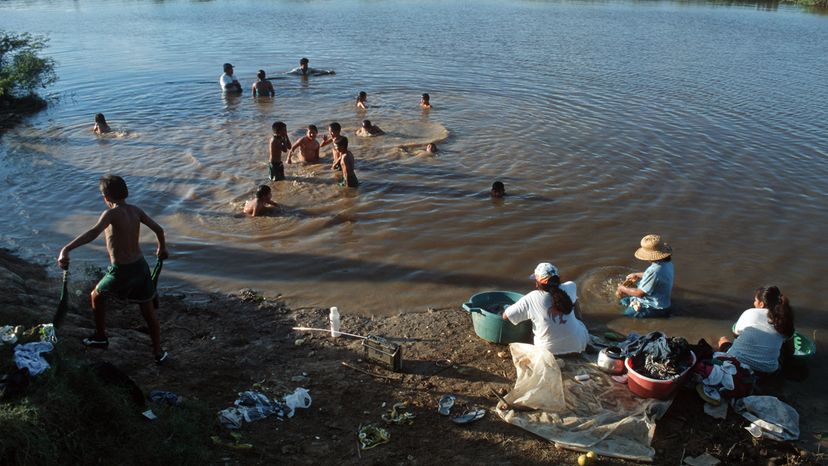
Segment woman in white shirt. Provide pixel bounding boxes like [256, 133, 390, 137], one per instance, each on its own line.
[501, 262, 589, 355]
[719, 286, 795, 374]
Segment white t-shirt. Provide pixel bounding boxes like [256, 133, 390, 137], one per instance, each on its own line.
[219, 73, 237, 90]
[503, 282, 588, 355]
[727, 307, 786, 373]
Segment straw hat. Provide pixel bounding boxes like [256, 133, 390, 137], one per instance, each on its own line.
[634, 234, 672, 261]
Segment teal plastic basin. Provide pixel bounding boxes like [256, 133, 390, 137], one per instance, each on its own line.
[462, 291, 532, 344]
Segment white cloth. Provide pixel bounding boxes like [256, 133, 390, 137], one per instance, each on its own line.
[703, 360, 737, 391]
[219, 72, 237, 90]
[734, 396, 799, 441]
[14, 341, 54, 376]
[503, 282, 588, 355]
[727, 308, 785, 373]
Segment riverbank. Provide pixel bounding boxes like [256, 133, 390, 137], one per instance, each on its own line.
[0, 96, 47, 135]
[0, 249, 822, 465]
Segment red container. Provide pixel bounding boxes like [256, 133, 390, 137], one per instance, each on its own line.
[624, 351, 696, 400]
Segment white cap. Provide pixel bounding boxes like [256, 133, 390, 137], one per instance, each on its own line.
[529, 262, 559, 283]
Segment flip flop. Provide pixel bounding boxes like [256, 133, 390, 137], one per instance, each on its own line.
[438, 394, 455, 416]
[611, 374, 628, 384]
[451, 408, 485, 425]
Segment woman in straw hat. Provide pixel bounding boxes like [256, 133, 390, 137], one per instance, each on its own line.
[501, 262, 589, 355]
[616, 234, 674, 318]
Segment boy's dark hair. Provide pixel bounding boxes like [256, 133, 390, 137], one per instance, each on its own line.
[422, 93, 430, 100]
[362, 120, 371, 128]
[255, 185, 271, 199]
[492, 181, 505, 192]
[95, 113, 107, 124]
[358, 91, 367, 99]
[272, 121, 286, 133]
[308, 124, 318, 132]
[300, 57, 309, 65]
[334, 136, 348, 150]
[99, 175, 128, 201]
[257, 69, 266, 79]
[329, 122, 341, 133]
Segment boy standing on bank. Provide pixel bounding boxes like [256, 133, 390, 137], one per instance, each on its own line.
[57, 175, 169, 363]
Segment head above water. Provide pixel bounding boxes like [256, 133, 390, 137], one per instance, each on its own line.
[272, 121, 287, 134]
[421, 93, 430, 103]
[334, 136, 348, 150]
[362, 120, 372, 129]
[426, 143, 437, 153]
[95, 113, 107, 125]
[329, 122, 342, 135]
[307, 124, 318, 136]
[257, 69, 266, 80]
[99, 175, 128, 202]
[223, 63, 234, 74]
[634, 234, 672, 262]
[299, 57, 309, 68]
[491, 181, 505, 197]
[357, 91, 367, 101]
[255, 184, 271, 200]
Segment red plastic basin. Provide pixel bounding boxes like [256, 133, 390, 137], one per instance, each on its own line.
[624, 351, 696, 400]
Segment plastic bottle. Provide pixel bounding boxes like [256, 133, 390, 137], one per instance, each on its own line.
[329, 307, 341, 337]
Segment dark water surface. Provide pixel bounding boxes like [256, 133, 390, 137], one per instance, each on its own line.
[2, 0, 828, 437]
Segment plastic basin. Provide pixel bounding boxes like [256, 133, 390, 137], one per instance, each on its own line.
[624, 351, 696, 400]
[462, 291, 531, 345]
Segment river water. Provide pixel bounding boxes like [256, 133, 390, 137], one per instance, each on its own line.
[3, 0, 828, 383]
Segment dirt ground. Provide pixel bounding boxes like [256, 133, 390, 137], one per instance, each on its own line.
[1, 249, 824, 465]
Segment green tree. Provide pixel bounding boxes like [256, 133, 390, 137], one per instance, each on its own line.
[0, 31, 57, 102]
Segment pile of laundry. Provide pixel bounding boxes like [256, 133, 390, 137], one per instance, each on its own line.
[626, 332, 692, 380]
[1, 324, 56, 400]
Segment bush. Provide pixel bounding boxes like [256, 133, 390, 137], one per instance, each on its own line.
[0, 31, 57, 103]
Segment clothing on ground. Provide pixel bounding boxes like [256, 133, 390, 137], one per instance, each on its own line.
[14, 341, 54, 376]
[503, 281, 588, 355]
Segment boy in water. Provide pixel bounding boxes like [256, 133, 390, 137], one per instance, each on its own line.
[320, 122, 343, 167]
[289, 57, 335, 76]
[356, 119, 384, 137]
[356, 91, 368, 109]
[252, 70, 275, 97]
[426, 143, 438, 154]
[333, 136, 358, 188]
[287, 125, 321, 164]
[269, 121, 290, 181]
[57, 175, 169, 363]
[491, 181, 506, 198]
[93, 113, 112, 134]
[420, 93, 432, 109]
[244, 185, 279, 217]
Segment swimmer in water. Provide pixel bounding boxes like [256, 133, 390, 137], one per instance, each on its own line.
[289, 57, 335, 76]
[333, 136, 358, 188]
[356, 119, 384, 137]
[244, 185, 279, 217]
[252, 70, 275, 97]
[93, 113, 112, 134]
[356, 91, 368, 109]
[426, 143, 438, 154]
[420, 93, 432, 109]
[287, 124, 321, 164]
[491, 181, 505, 198]
[321, 122, 343, 168]
[219, 63, 242, 93]
[269, 121, 290, 181]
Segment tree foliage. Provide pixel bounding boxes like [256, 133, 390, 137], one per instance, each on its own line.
[0, 31, 57, 101]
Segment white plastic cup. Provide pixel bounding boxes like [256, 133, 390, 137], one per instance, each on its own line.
[329, 307, 341, 338]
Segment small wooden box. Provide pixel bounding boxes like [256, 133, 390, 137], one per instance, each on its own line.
[362, 336, 402, 372]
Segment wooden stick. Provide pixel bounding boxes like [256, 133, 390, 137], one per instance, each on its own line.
[292, 327, 367, 339]
[341, 361, 396, 380]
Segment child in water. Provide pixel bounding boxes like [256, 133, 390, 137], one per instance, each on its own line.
[321, 122, 343, 166]
[426, 143, 438, 154]
[244, 185, 279, 217]
[287, 125, 321, 164]
[356, 120, 384, 137]
[333, 136, 358, 188]
[93, 113, 112, 134]
[491, 181, 506, 198]
[420, 93, 432, 109]
[252, 70, 275, 97]
[356, 91, 368, 109]
[269, 121, 291, 181]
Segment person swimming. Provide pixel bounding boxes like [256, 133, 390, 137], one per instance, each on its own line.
[93, 113, 112, 134]
[491, 181, 505, 198]
[356, 91, 368, 109]
[356, 120, 384, 137]
[288, 57, 335, 76]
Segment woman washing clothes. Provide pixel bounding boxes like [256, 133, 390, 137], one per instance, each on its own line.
[616, 234, 674, 318]
[501, 263, 589, 355]
[718, 286, 794, 374]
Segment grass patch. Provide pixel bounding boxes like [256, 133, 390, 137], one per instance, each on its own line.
[0, 353, 213, 465]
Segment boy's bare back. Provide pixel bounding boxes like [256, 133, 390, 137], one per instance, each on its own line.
[102, 204, 154, 264]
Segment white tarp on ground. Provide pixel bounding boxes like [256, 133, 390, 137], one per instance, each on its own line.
[495, 343, 673, 462]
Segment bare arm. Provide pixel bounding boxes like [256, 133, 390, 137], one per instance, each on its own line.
[287, 138, 304, 164]
[139, 209, 168, 259]
[616, 284, 646, 298]
[319, 135, 332, 148]
[57, 211, 112, 268]
[625, 272, 644, 281]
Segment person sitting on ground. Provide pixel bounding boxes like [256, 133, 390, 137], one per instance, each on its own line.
[426, 143, 438, 154]
[57, 175, 169, 364]
[287, 124, 321, 164]
[718, 286, 794, 374]
[356, 91, 368, 109]
[502, 262, 589, 355]
[491, 181, 506, 198]
[244, 185, 279, 217]
[420, 93, 432, 109]
[356, 119, 384, 137]
[93, 113, 112, 135]
[321, 122, 343, 166]
[269, 121, 291, 181]
[219, 63, 242, 93]
[332, 136, 358, 188]
[251, 70, 275, 97]
[616, 234, 674, 318]
[288, 57, 335, 76]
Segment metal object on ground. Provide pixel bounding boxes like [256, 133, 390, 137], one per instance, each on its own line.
[362, 336, 402, 372]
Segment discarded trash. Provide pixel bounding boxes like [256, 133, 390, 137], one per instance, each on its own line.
[734, 396, 800, 441]
[382, 402, 415, 425]
[218, 408, 243, 429]
[435, 358, 452, 367]
[283, 387, 312, 418]
[683, 452, 721, 466]
[438, 394, 456, 416]
[14, 341, 54, 376]
[0, 325, 21, 346]
[451, 408, 486, 425]
[211, 433, 253, 450]
[574, 374, 590, 382]
[149, 389, 183, 406]
[294, 338, 306, 347]
[329, 307, 341, 337]
[358, 424, 390, 449]
[142, 409, 158, 420]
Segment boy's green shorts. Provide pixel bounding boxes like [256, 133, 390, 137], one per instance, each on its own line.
[95, 257, 155, 304]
